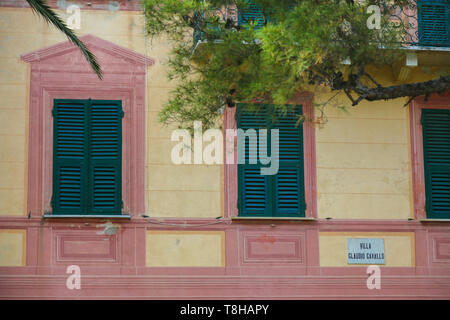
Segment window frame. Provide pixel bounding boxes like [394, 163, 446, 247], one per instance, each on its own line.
[21, 35, 152, 218]
[410, 93, 450, 220]
[236, 103, 306, 218]
[420, 108, 450, 219]
[223, 92, 317, 219]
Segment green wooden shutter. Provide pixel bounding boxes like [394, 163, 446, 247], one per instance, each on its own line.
[238, 0, 266, 29]
[193, 10, 205, 43]
[52, 99, 89, 215]
[418, 0, 450, 46]
[237, 104, 271, 216]
[88, 100, 123, 215]
[237, 104, 305, 217]
[272, 105, 306, 217]
[422, 109, 450, 219]
[52, 99, 122, 215]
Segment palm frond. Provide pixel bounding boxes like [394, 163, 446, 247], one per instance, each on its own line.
[26, 0, 103, 79]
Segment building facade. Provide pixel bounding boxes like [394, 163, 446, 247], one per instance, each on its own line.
[0, 0, 449, 299]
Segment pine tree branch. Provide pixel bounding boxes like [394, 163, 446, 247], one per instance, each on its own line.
[327, 65, 450, 106]
[350, 75, 450, 104]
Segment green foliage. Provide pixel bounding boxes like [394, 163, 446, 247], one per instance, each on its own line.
[144, 0, 412, 130]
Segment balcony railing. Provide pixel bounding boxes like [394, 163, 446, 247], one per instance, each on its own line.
[393, 0, 450, 48]
[193, 0, 450, 48]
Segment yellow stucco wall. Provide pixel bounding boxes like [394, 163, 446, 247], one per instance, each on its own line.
[145, 51, 223, 218]
[146, 231, 225, 267]
[314, 71, 413, 220]
[0, 8, 32, 216]
[0, 7, 442, 222]
[0, 229, 26, 266]
[0, 5, 447, 272]
[319, 232, 415, 267]
[0, 7, 222, 218]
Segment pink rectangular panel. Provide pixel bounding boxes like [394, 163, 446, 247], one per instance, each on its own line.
[55, 231, 118, 263]
[241, 232, 305, 265]
[432, 236, 450, 263]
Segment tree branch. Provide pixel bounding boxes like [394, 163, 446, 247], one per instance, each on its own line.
[351, 75, 450, 103]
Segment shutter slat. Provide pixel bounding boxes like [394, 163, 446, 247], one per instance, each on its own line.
[428, 168, 450, 215]
[242, 168, 267, 210]
[54, 103, 86, 159]
[273, 106, 303, 162]
[237, 104, 267, 164]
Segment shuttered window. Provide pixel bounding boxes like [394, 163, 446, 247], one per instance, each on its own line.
[418, 0, 450, 46]
[238, 0, 267, 29]
[237, 104, 306, 217]
[422, 109, 450, 219]
[237, 0, 296, 29]
[52, 99, 123, 215]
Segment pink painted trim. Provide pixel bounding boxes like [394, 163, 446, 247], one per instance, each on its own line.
[21, 35, 152, 217]
[1, 216, 450, 299]
[6, 216, 450, 229]
[224, 92, 317, 218]
[409, 92, 450, 220]
[223, 106, 237, 218]
[300, 92, 318, 218]
[1, 272, 450, 299]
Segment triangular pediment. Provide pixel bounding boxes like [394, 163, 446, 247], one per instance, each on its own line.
[21, 34, 154, 67]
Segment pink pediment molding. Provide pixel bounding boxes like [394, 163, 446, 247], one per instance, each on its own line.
[21, 34, 154, 68]
[21, 34, 153, 217]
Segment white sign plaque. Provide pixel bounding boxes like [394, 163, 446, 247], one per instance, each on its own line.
[347, 238, 385, 265]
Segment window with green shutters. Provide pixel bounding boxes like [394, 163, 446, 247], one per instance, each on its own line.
[418, 0, 450, 47]
[237, 0, 295, 29]
[421, 108, 450, 219]
[237, 104, 306, 217]
[52, 99, 123, 215]
[238, 0, 267, 29]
